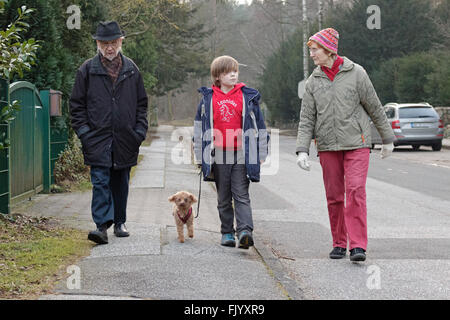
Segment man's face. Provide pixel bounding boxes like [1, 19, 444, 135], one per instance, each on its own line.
[97, 38, 123, 61]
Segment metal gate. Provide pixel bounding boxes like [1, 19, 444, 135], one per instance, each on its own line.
[9, 81, 46, 205]
[0, 78, 9, 214]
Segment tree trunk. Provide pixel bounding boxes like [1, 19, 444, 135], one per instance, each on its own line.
[303, 0, 309, 80]
[318, 0, 323, 30]
[167, 91, 174, 121]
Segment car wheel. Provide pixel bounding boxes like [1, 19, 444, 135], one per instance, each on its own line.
[412, 145, 420, 151]
[432, 141, 442, 151]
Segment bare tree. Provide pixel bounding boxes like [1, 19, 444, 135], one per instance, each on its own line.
[303, 0, 309, 79]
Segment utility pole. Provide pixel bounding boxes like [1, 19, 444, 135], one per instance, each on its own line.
[318, 0, 323, 30]
[212, 0, 217, 57]
[302, 0, 309, 80]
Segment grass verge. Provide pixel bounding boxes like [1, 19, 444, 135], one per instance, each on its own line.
[0, 213, 93, 299]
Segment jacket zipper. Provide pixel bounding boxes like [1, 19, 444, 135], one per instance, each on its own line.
[209, 96, 214, 151]
[250, 111, 258, 136]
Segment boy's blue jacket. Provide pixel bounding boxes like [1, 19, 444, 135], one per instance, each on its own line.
[193, 85, 269, 182]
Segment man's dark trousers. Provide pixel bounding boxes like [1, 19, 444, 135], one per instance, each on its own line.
[90, 166, 131, 228]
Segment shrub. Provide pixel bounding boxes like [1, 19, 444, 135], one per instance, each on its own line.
[53, 136, 90, 192]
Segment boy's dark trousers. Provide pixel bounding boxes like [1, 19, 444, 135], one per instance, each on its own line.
[213, 150, 253, 235]
[90, 166, 131, 229]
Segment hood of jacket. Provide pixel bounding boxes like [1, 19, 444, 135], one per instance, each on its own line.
[198, 85, 261, 108]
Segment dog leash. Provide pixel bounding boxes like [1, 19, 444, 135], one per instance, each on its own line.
[195, 167, 201, 218]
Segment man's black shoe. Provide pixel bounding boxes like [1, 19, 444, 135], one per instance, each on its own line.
[88, 226, 108, 244]
[350, 248, 366, 262]
[329, 247, 347, 259]
[114, 223, 130, 237]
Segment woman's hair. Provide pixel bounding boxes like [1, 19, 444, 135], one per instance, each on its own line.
[210, 55, 239, 87]
[307, 40, 336, 58]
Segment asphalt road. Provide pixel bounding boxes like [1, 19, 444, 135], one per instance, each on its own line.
[280, 136, 450, 201]
[250, 132, 450, 299]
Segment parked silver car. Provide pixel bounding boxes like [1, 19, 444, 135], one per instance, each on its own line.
[371, 103, 444, 151]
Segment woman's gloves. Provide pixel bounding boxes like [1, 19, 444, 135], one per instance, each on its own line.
[381, 142, 394, 159]
[296, 152, 310, 171]
[297, 143, 394, 171]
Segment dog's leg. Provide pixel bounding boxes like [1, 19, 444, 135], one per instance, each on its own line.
[176, 223, 185, 243]
[187, 221, 194, 238]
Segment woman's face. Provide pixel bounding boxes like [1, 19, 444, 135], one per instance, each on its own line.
[309, 42, 333, 67]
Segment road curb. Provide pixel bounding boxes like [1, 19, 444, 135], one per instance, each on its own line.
[253, 234, 306, 300]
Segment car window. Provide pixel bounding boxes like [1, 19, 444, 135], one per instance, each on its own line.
[385, 107, 395, 118]
[398, 107, 437, 119]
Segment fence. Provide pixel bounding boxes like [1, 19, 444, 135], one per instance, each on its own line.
[0, 81, 68, 214]
[8, 81, 47, 206]
[40, 89, 69, 184]
[0, 78, 9, 214]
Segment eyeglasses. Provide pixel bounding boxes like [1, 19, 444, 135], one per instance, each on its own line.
[98, 39, 121, 48]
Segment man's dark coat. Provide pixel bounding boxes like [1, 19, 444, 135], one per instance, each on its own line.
[70, 53, 148, 169]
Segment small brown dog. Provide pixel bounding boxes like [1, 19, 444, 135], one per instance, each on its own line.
[168, 191, 197, 243]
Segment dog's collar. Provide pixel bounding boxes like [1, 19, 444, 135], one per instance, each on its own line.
[177, 207, 192, 224]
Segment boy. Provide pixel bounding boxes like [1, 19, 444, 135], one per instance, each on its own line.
[193, 55, 269, 249]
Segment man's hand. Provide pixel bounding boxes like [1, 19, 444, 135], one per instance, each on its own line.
[381, 143, 394, 159]
[296, 152, 310, 171]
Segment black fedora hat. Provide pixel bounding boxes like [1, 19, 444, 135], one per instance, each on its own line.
[92, 21, 125, 41]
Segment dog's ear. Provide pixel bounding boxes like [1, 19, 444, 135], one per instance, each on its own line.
[189, 194, 198, 203]
[168, 194, 177, 202]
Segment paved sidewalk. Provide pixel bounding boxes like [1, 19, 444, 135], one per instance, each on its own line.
[14, 125, 288, 300]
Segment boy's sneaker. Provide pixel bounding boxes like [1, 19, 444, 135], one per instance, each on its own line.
[329, 247, 347, 259]
[238, 230, 254, 249]
[350, 248, 366, 262]
[221, 233, 236, 247]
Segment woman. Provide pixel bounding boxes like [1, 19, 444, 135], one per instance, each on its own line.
[295, 28, 395, 262]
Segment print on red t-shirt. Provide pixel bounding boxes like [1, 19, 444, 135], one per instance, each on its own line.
[212, 83, 245, 150]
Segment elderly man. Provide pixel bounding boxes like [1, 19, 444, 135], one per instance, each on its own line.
[70, 21, 148, 244]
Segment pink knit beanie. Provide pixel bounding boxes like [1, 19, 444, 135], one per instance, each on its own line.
[307, 28, 339, 55]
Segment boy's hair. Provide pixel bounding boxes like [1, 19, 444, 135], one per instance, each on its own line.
[210, 56, 239, 87]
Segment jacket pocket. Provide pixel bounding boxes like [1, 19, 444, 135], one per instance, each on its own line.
[80, 129, 95, 151]
[126, 125, 142, 149]
[351, 117, 367, 144]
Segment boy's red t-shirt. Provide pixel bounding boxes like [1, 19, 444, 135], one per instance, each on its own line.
[212, 83, 245, 150]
